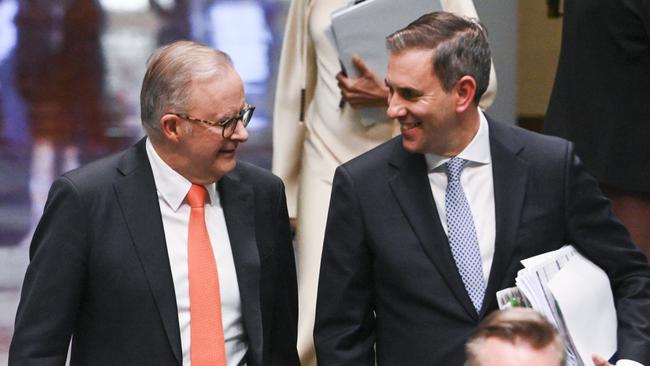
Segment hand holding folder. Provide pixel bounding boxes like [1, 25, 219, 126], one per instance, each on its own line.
[336, 55, 389, 109]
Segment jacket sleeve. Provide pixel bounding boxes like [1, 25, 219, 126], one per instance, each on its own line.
[563, 143, 650, 364]
[272, 0, 314, 218]
[9, 177, 89, 366]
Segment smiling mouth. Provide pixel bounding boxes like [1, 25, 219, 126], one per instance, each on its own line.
[399, 121, 422, 131]
[219, 147, 237, 154]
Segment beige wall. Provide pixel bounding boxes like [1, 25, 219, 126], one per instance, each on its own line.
[517, 0, 563, 117]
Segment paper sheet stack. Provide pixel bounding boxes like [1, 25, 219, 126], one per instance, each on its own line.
[496, 245, 617, 366]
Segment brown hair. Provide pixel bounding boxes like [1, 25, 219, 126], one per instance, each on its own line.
[386, 11, 491, 104]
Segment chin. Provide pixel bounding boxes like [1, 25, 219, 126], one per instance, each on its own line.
[216, 159, 237, 176]
[402, 139, 422, 154]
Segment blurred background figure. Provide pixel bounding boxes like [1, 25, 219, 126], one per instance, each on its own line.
[272, 1, 496, 365]
[544, 0, 650, 260]
[13, 0, 109, 244]
[149, 0, 192, 44]
[465, 308, 566, 366]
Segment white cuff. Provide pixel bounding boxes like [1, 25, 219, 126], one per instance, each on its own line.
[617, 359, 644, 366]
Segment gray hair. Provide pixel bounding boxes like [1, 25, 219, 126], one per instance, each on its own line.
[386, 11, 491, 104]
[139, 40, 233, 140]
[465, 308, 566, 366]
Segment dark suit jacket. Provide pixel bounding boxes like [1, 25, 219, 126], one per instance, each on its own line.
[544, 0, 650, 193]
[314, 119, 650, 365]
[9, 138, 299, 366]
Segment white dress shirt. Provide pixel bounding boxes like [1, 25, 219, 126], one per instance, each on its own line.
[425, 109, 495, 282]
[146, 139, 248, 366]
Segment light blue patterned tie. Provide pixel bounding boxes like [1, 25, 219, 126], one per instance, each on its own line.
[445, 157, 486, 313]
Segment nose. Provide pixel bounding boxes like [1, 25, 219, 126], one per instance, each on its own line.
[386, 94, 406, 119]
[228, 119, 249, 143]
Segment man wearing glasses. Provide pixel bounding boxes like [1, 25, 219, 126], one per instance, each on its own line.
[10, 41, 299, 366]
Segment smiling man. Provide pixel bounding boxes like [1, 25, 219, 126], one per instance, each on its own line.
[10, 41, 299, 366]
[314, 12, 650, 366]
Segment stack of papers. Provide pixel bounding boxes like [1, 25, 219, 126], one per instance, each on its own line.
[496, 245, 617, 366]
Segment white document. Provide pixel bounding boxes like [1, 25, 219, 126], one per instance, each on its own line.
[515, 245, 578, 330]
[499, 245, 617, 366]
[330, 0, 442, 126]
[520, 245, 575, 269]
[547, 251, 617, 366]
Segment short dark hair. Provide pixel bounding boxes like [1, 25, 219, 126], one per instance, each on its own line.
[465, 308, 566, 366]
[386, 11, 491, 104]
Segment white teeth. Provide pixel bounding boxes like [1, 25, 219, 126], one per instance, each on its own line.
[400, 121, 422, 130]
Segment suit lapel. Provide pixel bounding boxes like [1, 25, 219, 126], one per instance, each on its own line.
[113, 139, 182, 363]
[481, 120, 528, 316]
[387, 139, 480, 320]
[219, 169, 263, 365]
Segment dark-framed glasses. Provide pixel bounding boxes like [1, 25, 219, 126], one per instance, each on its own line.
[167, 104, 255, 138]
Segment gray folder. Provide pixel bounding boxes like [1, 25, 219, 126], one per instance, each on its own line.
[330, 0, 442, 126]
[330, 0, 443, 80]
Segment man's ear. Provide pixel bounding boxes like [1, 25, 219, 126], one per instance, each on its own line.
[159, 114, 183, 143]
[454, 75, 477, 113]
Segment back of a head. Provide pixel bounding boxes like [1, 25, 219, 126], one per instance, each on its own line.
[465, 308, 566, 366]
[139, 40, 233, 141]
[386, 11, 491, 104]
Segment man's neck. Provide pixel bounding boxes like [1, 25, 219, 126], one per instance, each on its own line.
[434, 106, 481, 157]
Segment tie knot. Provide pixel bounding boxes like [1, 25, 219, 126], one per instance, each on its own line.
[186, 184, 208, 208]
[445, 157, 467, 182]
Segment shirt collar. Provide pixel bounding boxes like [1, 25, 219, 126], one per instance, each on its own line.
[145, 138, 218, 211]
[425, 108, 491, 172]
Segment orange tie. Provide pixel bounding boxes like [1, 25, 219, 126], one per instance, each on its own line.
[186, 184, 227, 366]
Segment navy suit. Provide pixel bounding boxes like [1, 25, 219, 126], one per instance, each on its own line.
[314, 118, 650, 365]
[10, 138, 300, 366]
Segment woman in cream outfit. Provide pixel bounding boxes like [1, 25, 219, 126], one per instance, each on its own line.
[272, 1, 496, 364]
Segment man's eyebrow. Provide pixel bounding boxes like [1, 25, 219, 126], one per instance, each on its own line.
[385, 79, 420, 94]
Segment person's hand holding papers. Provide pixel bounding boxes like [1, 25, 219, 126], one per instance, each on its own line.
[336, 55, 389, 108]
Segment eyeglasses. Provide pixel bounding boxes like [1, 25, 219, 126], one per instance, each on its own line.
[167, 104, 255, 138]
